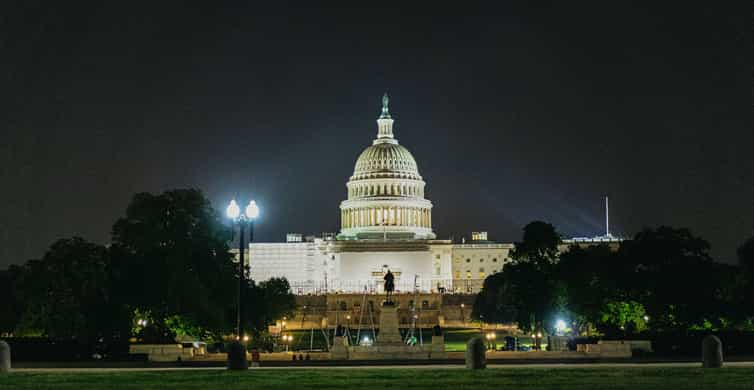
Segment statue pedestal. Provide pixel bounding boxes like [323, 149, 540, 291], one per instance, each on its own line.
[376, 303, 403, 345]
[330, 336, 349, 360]
[329, 301, 447, 360]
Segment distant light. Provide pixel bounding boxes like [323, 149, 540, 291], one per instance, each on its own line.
[537, 332, 542, 338]
[227, 199, 241, 220]
[643, 315, 650, 322]
[243, 335, 249, 342]
[555, 319, 567, 333]
[245, 200, 260, 219]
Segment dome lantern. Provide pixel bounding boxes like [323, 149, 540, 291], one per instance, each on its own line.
[376, 92, 395, 141]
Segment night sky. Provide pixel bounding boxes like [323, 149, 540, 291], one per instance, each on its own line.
[1, 2, 751, 268]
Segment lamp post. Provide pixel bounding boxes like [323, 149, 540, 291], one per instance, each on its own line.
[226, 199, 259, 370]
[283, 334, 293, 352]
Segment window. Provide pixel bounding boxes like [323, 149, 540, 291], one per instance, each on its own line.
[435, 254, 441, 259]
[455, 271, 461, 279]
[480, 258, 484, 263]
[422, 300, 429, 309]
[466, 259, 471, 263]
[492, 258, 497, 262]
[479, 267, 485, 273]
[466, 270, 472, 279]
[479, 271, 485, 278]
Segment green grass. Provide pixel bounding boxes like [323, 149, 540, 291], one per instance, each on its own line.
[2, 367, 754, 389]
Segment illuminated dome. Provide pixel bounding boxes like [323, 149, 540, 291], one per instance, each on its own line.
[351, 142, 421, 181]
[339, 94, 435, 240]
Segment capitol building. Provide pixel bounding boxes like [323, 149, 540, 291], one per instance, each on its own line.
[245, 95, 513, 294]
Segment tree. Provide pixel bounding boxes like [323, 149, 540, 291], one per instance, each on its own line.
[617, 226, 727, 331]
[473, 221, 561, 333]
[738, 236, 754, 279]
[598, 301, 647, 336]
[12, 237, 127, 341]
[0, 266, 24, 335]
[245, 278, 297, 335]
[110, 189, 237, 340]
[556, 244, 620, 334]
[510, 221, 561, 265]
[737, 236, 754, 317]
[473, 271, 519, 325]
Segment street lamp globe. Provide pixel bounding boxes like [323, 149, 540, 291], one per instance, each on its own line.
[245, 200, 260, 219]
[227, 199, 241, 220]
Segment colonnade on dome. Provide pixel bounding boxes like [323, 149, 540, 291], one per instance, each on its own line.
[341, 206, 431, 229]
[347, 181, 424, 198]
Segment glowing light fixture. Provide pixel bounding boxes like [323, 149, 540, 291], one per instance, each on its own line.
[226, 199, 241, 220]
[555, 319, 567, 334]
[245, 200, 260, 219]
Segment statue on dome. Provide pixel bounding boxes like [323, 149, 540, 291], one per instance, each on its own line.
[383, 269, 395, 303]
[380, 92, 391, 119]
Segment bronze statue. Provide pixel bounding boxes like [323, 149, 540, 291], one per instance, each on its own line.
[383, 269, 395, 303]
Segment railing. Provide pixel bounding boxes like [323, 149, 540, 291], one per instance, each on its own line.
[286, 279, 488, 295]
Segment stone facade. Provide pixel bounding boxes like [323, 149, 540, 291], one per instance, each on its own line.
[286, 293, 476, 331]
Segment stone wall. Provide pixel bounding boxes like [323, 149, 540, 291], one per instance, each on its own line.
[285, 293, 481, 330]
[129, 344, 204, 362]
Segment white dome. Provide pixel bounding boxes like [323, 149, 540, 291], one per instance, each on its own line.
[351, 141, 422, 181]
[339, 94, 435, 240]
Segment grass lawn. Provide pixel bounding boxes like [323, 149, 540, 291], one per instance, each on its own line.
[2, 367, 754, 389]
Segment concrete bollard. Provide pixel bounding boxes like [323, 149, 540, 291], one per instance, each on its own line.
[465, 337, 486, 370]
[226, 341, 248, 370]
[0, 341, 10, 373]
[702, 335, 723, 368]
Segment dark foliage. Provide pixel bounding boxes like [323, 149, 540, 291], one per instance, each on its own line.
[110, 189, 237, 339]
[475, 224, 753, 335]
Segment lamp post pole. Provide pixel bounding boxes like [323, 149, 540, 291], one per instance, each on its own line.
[226, 199, 259, 370]
[237, 221, 246, 339]
[236, 219, 255, 338]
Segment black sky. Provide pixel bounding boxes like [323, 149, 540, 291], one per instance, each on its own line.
[1, 1, 751, 268]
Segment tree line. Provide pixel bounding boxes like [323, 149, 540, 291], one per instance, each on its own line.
[473, 221, 754, 337]
[0, 189, 295, 347]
